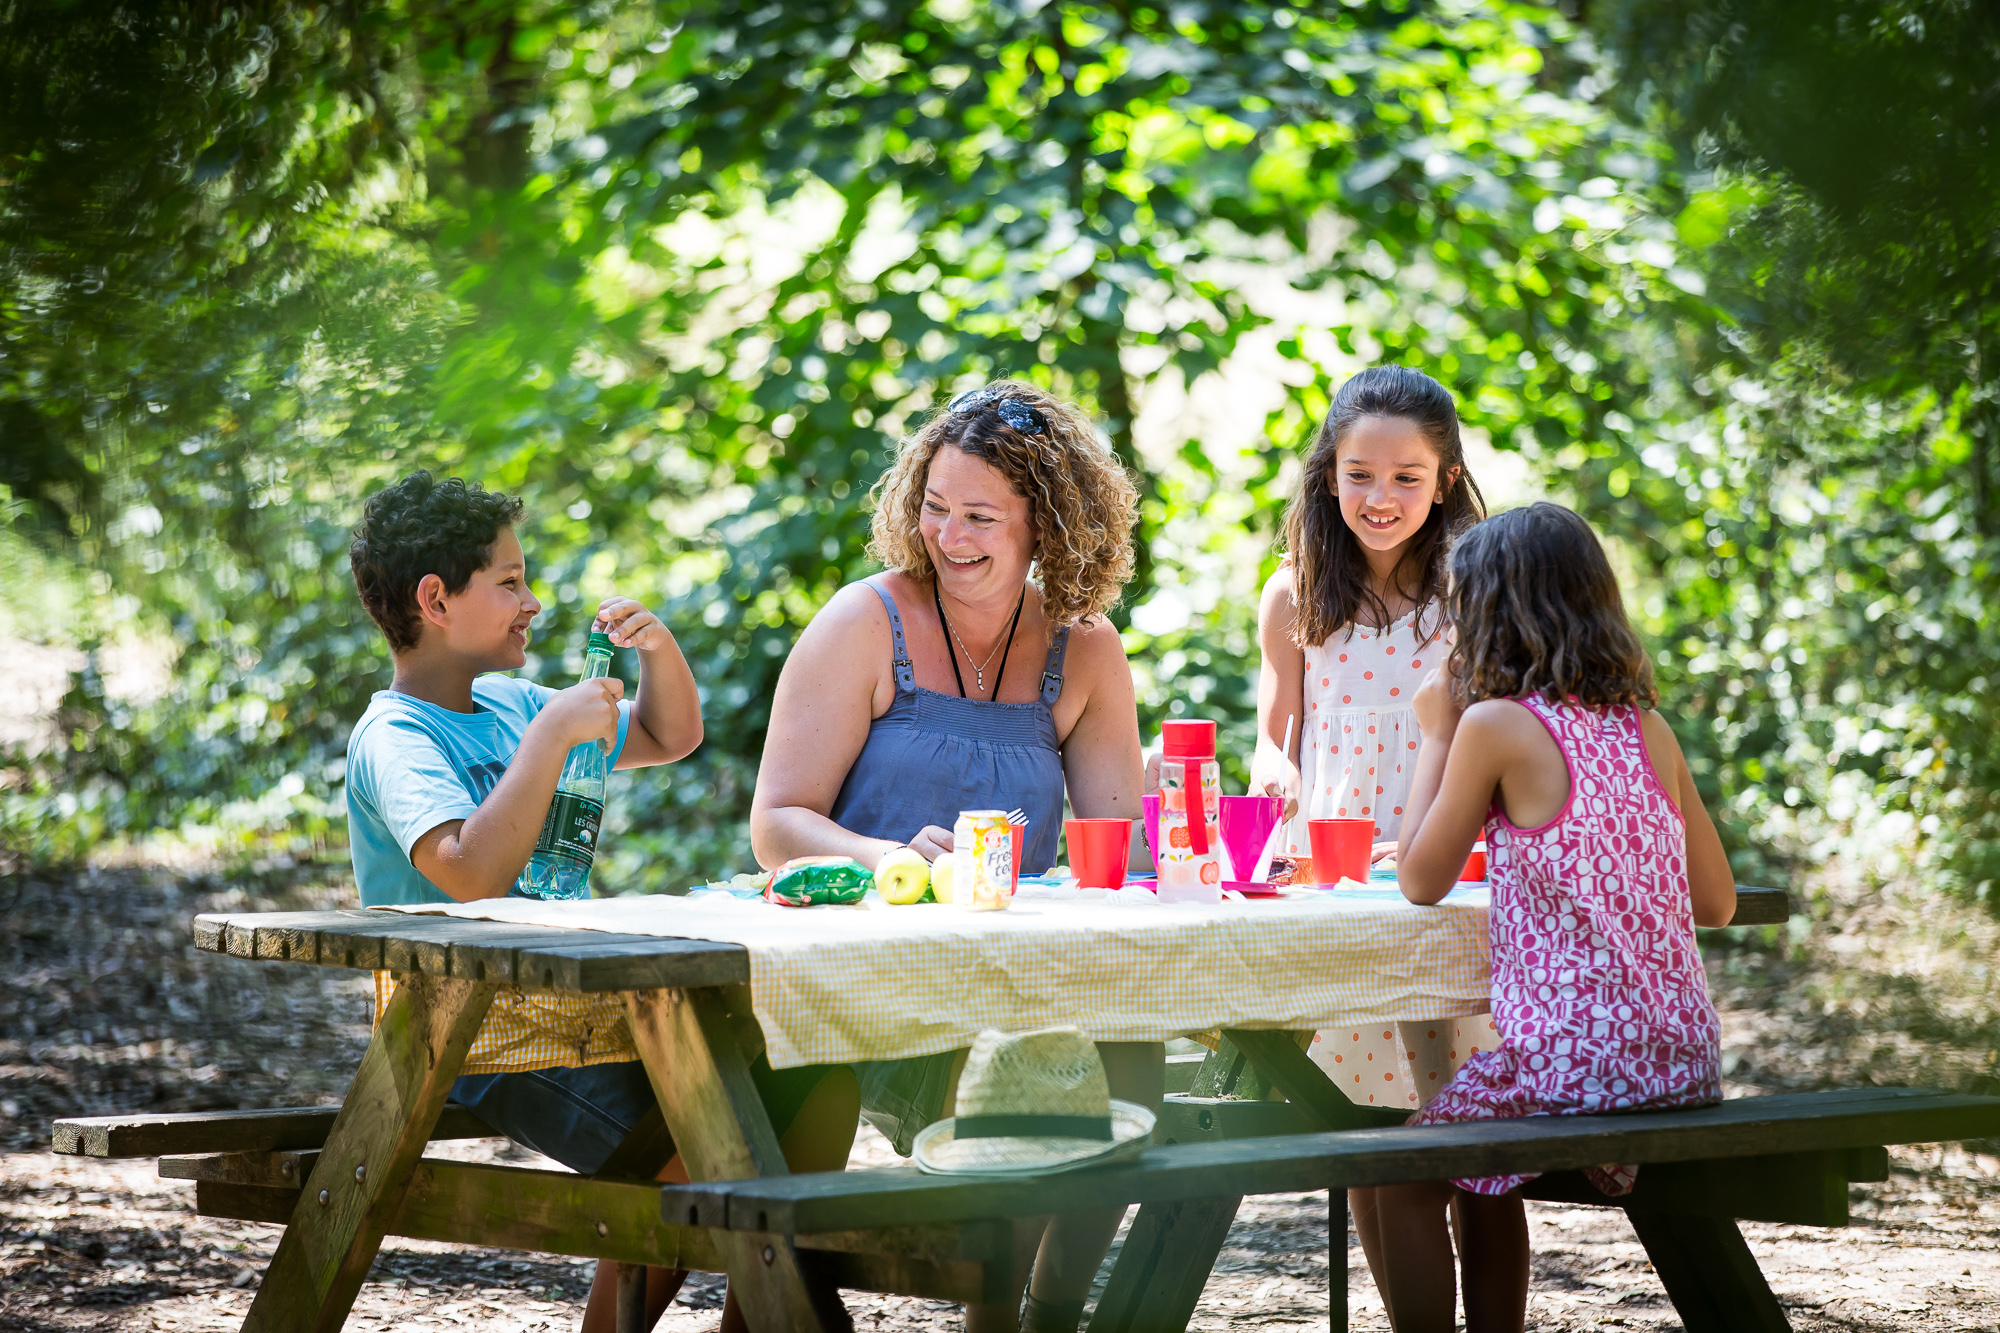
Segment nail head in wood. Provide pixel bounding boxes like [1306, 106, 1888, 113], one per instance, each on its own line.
[317, 1189, 329, 1207]
[597, 1220, 609, 1237]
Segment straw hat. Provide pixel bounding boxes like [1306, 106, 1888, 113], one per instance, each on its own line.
[913, 1027, 1156, 1175]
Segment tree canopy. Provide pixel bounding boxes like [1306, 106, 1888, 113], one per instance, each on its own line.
[4, 0, 1996, 901]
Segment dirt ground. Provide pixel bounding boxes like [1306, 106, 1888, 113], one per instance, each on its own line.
[3, 860, 1998, 1331]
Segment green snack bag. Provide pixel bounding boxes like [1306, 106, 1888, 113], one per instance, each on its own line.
[766, 855, 873, 906]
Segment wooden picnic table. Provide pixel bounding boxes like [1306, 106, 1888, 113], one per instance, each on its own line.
[170, 885, 1793, 1332]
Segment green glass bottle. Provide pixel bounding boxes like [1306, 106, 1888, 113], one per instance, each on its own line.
[516, 629, 614, 900]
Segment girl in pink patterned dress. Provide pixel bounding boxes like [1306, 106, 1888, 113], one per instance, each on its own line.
[1380, 503, 1738, 1333]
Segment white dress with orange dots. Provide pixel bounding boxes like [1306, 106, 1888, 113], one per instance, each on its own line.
[1290, 604, 1491, 1110]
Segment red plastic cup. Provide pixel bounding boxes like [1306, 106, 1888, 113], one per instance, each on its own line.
[1307, 818, 1374, 885]
[1460, 845, 1487, 881]
[1065, 818, 1132, 889]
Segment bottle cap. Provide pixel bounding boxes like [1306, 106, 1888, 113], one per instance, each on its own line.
[1160, 719, 1217, 760]
[587, 630, 614, 655]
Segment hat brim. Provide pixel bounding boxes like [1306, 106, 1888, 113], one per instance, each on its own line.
[912, 1100, 1156, 1176]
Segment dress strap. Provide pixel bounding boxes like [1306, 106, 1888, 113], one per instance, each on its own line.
[1039, 623, 1072, 706]
[865, 580, 917, 694]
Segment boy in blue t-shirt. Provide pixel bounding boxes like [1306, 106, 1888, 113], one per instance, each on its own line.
[345, 471, 856, 1331]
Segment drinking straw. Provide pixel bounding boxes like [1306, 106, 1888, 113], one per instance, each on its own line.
[1249, 714, 1295, 884]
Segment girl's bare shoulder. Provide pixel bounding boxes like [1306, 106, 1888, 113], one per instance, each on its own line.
[1459, 697, 1554, 749]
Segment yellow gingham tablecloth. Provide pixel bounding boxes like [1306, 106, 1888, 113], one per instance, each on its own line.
[385, 883, 1491, 1072]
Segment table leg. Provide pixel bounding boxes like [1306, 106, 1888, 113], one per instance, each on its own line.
[242, 973, 495, 1333]
[626, 987, 848, 1333]
[1086, 1195, 1241, 1333]
[1329, 1188, 1348, 1333]
[1222, 1029, 1402, 1132]
[615, 1262, 647, 1333]
[1625, 1211, 1791, 1333]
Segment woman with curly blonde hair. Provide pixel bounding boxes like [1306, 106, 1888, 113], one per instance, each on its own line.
[751, 380, 1154, 1333]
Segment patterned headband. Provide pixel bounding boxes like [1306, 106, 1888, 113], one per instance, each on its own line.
[946, 385, 1049, 436]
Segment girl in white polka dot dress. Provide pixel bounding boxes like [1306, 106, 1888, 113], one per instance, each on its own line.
[1251, 365, 1491, 1295]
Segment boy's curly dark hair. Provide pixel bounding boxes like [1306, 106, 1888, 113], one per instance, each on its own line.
[350, 471, 525, 652]
[1446, 502, 1657, 710]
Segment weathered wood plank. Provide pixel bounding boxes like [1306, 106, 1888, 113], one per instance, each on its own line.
[1626, 1210, 1792, 1332]
[171, 1152, 1009, 1265]
[517, 938, 749, 992]
[1086, 1196, 1240, 1333]
[191, 1175, 999, 1303]
[166, 1151, 321, 1186]
[1155, 1096, 1406, 1147]
[1521, 1150, 1850, 1227]
[442, 928, 661, 984]
[627, 987, 846, 1333]
[242, 972, 494, 1333]
[661, 1088, 2000, 1235]
[1727, 886, 1788, 926]
[1224, 1029, 1387, 1132]
[1162, 1053, 1205, 1096]
[55, 1105, 496, 1159]
[192, 910, 751, 989]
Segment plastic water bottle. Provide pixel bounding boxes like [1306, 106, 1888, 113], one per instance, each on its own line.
[515, 629, 615, 900]
[1157, 718, 1222, 903]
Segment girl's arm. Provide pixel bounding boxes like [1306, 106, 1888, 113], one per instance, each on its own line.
[1396, 672, 1504, 903]
[1057, 616, 1149, 868]
[1250, 567, 1306, 820]
[1639, 711, 1737, 927]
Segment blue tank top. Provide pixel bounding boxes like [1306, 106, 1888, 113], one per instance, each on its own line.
[828, 579, 1070, 873]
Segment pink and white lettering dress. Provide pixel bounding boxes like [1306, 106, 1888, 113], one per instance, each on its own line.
[1295, 604, 1493, 1108]
[1409, 696, 1723, 1195]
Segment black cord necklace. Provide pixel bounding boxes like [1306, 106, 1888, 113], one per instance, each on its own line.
[933, 581, 1025, 699]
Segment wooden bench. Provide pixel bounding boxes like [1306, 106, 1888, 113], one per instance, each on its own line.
[657, 1086, 2000, 1333]
[54, 1103, 1023, 1309]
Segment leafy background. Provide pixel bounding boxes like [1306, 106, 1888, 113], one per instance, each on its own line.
[3, 0, 1996, 903]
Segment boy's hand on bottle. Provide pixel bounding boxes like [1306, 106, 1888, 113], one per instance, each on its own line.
[543, 677, 626, 749]
[596, 597, 673, 652]
[1412, 665, 1464, 738]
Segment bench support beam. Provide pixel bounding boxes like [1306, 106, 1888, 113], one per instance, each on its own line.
[1627, 1211, 1791, 1332]
[243, 972, 495, 1333]
[1087, 1195, 1241, 1333]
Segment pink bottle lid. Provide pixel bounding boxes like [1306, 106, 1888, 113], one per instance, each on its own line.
[1161, 719, 1217, 760]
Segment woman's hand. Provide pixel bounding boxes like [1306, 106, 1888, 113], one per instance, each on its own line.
[1412, 664, 1465, 740]
[908, 824, 954, 863]
[1249, 742, 1302, 822]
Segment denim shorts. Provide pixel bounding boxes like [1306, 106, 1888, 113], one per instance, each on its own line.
[451, 1056, 831, 1176]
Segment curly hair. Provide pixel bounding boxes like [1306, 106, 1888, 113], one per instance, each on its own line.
[350, 470, 525, 652]
[1284, 365, 1485, 646]
[1446, 503, 1657, 710]
[867, 380, 1139, 627]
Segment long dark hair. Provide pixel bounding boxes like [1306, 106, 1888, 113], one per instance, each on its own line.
[1446, 502, 1657, 709]
[1283, 365, 1485, 645]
